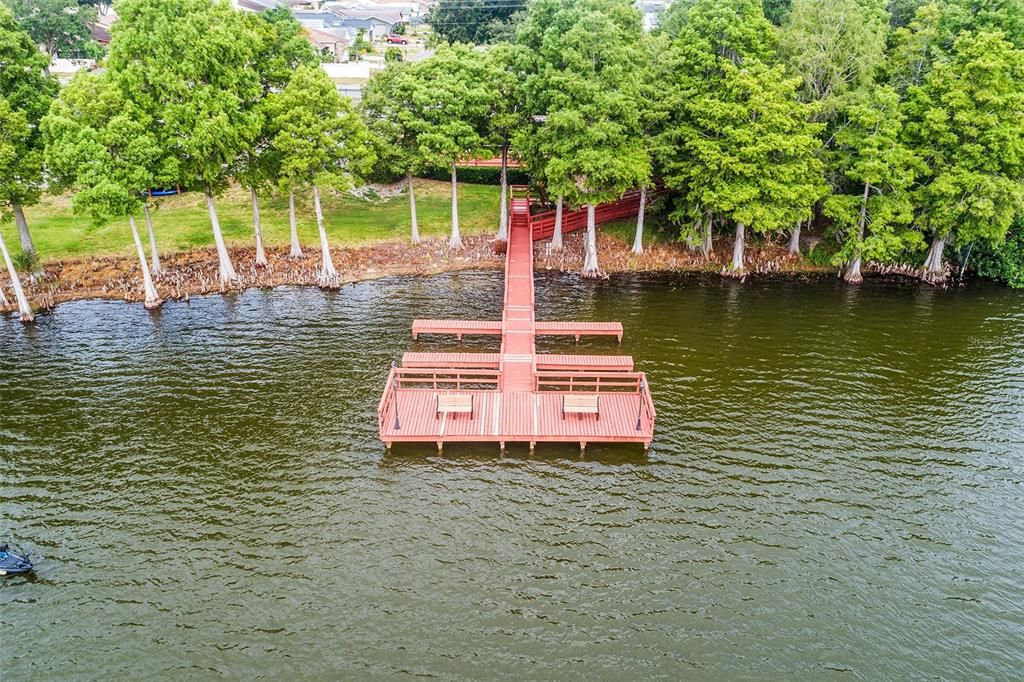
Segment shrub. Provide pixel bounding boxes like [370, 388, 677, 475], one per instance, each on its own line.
[419, 165, 532, 185]
[971, 225, 1024, 288]
[12, 249, 37, 273]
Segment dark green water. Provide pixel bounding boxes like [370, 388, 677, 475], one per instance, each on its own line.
[2, 272, 1023, 679]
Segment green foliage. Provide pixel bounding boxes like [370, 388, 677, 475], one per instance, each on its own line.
[901, 31, 1024, 246]
[656, 0, 692, 38]
[252, 7, 319, 92]
[804, 240, 836, 267]
[939, 0, 1024, 49]
[413, 43, 494, 168]
[107, 0, 264, 192]
[0, 4, 56, 217]
[427, 0, 521, 45]
[780, 0, 890, 115]
[351, 28, 373, 58]
[484, 42, 527, 152]
[420, 165, 531, 185]
[233, 9, 320, 194]
[884, 2, 944, 92]
[11, 246, 35, 271]
[384, 46, 403, 62]
[887, 0, 927, 28]
[361, 62, 425, 181]
[267, 64, 375, 192]
[824, 86, 924, 265]
[516, 0, 650, 205]
[972, 223, 1024, 287]
[762, 0, 792, 25]
[655, 0, 824, 237]
[0, 95, 43, 220]
[41, 70, 168, 221]
[2, 0, 97, 57]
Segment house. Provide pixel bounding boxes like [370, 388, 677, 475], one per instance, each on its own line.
[293, 10, 351, 29]
[88, 22, 111, 46]
[232, 0, 307, 11]
[324, 1, 421, 21]
[305, 26, 353, 63]
[233, 0, 283, 11]
[326, 8, 404, 41]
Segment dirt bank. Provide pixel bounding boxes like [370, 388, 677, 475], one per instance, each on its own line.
[0, 230, 906, 317]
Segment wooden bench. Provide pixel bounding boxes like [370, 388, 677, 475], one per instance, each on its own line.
[436, 393, 474, 420]
[562, 394, 600, 421]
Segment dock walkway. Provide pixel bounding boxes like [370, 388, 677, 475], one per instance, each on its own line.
[378, 188, 655, 450]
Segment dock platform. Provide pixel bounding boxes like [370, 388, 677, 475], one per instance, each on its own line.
[378, 188, 655, 450]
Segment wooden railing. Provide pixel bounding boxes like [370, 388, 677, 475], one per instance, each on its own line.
[531, 190, 644, 241]
[536, 369, 656, 433]
[378, 366, 505, 432]
[535, 370, 644, 392]
[378, 367, 399, 431]
[390, 367, 502, 391]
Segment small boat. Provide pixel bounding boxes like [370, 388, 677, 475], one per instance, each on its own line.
[0, 544, 34, 576]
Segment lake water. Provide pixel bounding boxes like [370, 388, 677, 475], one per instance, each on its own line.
[2, 272, 1023, 679]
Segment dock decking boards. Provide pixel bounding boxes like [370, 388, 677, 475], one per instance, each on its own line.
[379, 188, 656, 450]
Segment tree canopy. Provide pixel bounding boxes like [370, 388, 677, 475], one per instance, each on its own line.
[427, 0, 524, 45]
[0, 3, 57, 253]
[2, 0, 99, 57]
[268, 64, 375, 193]
[902, 30, 1024, 247]
[517, 0, 650, 207]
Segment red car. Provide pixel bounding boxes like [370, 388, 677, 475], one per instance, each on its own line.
[385, 34, 408, 44]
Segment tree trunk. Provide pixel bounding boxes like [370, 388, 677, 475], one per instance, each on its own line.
[787, 220, 801, 256]
[924, 233, 947, 275]
[313, 185, 337, 283]
[449, 162, 461, 249]
[0, 230, 33, 323]
[686, 215, 700, 252]
[204, 187, 237, 284]
[497, 145, 509, 240]
[582, 204, 599, 276]
[12, 202, 35, 256]
[631, 185, 647, 255]
[551, 195, 564, 250]
[731, 222, 745, 272]
[250, 187, 267, 268]
[408, 174, 420, 244]
[701, 210, 713, 258]
[129, 215, 163, 309]
[845, 181, 870, 284]
[143, 203, 162, 276]
[288, 189, 303, 258]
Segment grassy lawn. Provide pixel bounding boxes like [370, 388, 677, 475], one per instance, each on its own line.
[600, 217, 678, 246]
[4, 179, 501, 262]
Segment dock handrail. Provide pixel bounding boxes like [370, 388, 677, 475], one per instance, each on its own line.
[377, 367, 398, 430]
[390, 367, 502, 391]
[535, 370, 651, 393]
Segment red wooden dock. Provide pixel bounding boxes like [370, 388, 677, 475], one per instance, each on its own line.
[378, 187, 655, 451]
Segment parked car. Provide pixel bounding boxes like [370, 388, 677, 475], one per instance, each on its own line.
[385, 34, 408, 45]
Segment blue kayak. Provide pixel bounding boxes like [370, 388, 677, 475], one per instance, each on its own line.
[0, 544, 33, 576]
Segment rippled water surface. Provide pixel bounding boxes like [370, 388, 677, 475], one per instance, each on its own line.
[2, 272, 1023, 679]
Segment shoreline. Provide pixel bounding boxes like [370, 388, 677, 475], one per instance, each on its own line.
[1, 230, 945, 316]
